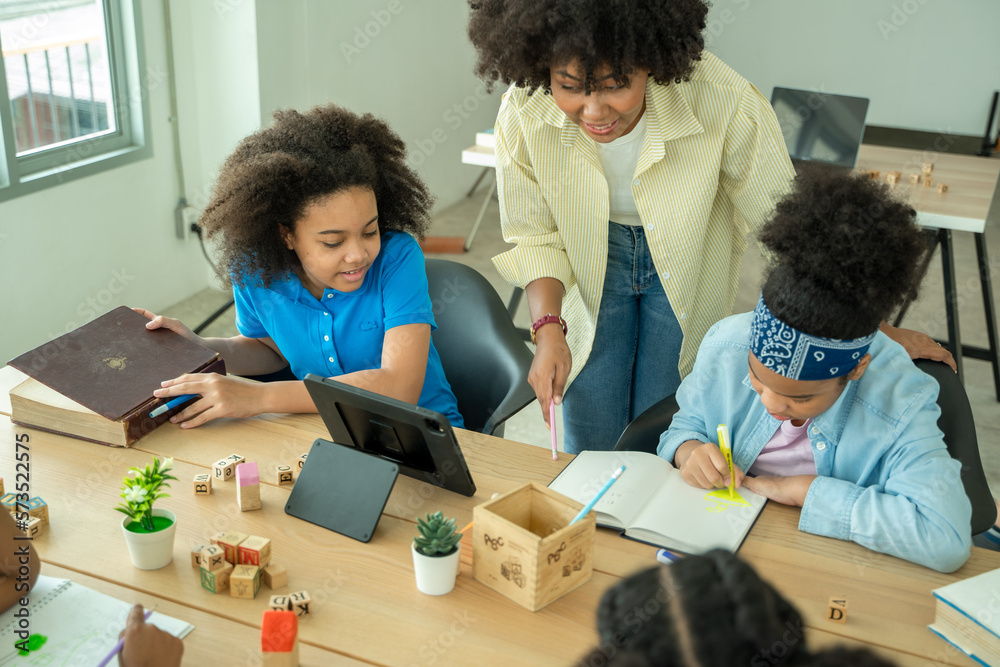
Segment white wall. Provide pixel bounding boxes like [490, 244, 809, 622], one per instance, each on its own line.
[255, 0, 502, 209]
[0, 0, 207, 363]
[705, 0, 1000, 136]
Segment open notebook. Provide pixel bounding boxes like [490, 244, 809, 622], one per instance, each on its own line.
[0, 576, 193, 665]
[548, 451, 767, 554]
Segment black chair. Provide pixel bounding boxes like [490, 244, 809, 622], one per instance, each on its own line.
[425, 259, 536, 436]
[613, 360, 996, 535]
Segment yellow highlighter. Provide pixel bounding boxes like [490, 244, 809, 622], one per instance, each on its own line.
[717, 423, 735, 499]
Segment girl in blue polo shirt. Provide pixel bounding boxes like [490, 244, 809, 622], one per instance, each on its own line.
[659, 168, 971, 572]
[136, 104, 464, 428]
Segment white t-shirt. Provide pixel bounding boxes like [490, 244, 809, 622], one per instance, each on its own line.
[594, 111, 648, 227]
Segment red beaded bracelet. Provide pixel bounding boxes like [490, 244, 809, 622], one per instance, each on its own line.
[530, 313, 567, 344]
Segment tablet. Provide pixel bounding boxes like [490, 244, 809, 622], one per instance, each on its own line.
[284, 438, 399, 542]
[304, 374, 477, 497]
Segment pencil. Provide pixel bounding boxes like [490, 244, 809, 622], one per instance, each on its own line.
[549, 398, 558, 461]
[570, 465, 626, 525]
[150, 394, 198, 418]
[96, 607, 155, 667]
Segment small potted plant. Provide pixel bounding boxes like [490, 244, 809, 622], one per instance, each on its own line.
[117, 456, 178, 570]
[412, 511, 462, 595]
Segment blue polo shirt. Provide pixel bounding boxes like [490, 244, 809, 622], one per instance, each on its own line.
[232, 231, 464, 427]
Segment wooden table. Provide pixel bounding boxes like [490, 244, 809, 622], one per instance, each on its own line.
[855, 145, 1000, 397]
[0, 367, 995, 665]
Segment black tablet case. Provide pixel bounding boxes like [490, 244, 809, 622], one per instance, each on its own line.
[285, 438, 399, 543]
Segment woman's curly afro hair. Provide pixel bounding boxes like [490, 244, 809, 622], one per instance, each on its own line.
[199, 104, 433, 287]
[467, 0, 709, 94]
[759, 165, 927, 339]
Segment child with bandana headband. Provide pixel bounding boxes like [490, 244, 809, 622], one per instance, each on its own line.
[658, 167, 972, 573]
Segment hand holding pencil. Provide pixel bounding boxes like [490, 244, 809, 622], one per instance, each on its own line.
[110, 604, 184, 667]
[674, 431, 745, 491]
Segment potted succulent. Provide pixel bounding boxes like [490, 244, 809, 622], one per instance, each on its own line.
[116, 456, 178, 570]
[411, 511, 462, 595]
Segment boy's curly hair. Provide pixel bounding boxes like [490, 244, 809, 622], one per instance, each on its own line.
[759, 166, 927, 339]
[199, 104, 433, 287]
[467, 0, 708, 94]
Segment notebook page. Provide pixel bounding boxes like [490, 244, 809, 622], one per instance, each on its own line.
[0, 576, 193, 665]
[548, 451, 675, 529]
[627, 475, 767, 553]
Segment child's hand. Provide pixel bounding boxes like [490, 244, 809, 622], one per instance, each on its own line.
[154, 374, 267, 428]
[118, 604, 183, 667]
[675, 440, 744, 490]
[741, 474, 816, 507]
[132, 308, 202, 345]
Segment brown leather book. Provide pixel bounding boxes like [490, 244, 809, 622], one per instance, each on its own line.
[7, 306, 225, 447]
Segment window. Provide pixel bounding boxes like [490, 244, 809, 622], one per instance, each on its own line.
[0, 0, 150, 201]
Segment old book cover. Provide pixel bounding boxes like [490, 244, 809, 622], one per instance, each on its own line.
[7, 306, 225, 446]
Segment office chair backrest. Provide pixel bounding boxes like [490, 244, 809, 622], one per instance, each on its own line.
[915, 359, 996, 535]
[425, 259, 535, 436]
[614, 360, 995, 535]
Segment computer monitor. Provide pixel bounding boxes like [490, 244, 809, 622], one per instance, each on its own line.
[770, 87, 870, 169]
[304, 374, 477, 497]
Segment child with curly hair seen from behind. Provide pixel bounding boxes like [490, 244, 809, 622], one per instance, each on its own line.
[136, 105, 464, 429]
[576, 551, 897, 667]
[659, 168, 971, 573]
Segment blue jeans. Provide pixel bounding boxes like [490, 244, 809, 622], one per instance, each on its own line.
[562, 222, 684, 454]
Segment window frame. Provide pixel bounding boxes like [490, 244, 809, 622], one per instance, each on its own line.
[0, 0, 150, 202]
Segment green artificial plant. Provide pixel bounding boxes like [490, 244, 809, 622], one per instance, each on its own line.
[115, 456, 177, 532]
[414, 511, 461, 557]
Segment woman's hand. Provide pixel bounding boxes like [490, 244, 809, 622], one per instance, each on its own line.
[674, 439, 744, 490]
[153, 373, 268, 428]
[880, 322, 957, 371]
[741, 474, 816, 507]
[528, 324, 572, 428]
[132, 308, 202, 346]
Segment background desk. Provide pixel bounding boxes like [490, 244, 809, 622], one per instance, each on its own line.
[0, 366, 995, 666]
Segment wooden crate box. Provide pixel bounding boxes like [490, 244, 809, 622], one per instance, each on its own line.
[472, 482, 595, 612]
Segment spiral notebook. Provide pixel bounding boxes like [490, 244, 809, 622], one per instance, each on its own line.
[0, 576, 193, 665]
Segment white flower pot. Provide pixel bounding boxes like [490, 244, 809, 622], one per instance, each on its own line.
[121, 509, 177, 570]
[412, 543, 460, 595]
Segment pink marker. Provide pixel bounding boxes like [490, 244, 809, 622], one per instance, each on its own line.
[549, 398, 558, 461]
[236, 461, 259, 486]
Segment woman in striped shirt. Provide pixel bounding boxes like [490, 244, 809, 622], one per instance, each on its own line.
[467, 0, 953, 453]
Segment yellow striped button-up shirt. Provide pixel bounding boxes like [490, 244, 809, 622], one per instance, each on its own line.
[492, 52, 795, 384]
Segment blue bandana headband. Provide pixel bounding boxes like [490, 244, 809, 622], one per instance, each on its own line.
[749, 294, 876, 381]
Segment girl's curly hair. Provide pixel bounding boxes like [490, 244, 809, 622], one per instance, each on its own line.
[759, 166, 926, 339]
[199, 104, 433, 287]
[467, 0, 709, 94]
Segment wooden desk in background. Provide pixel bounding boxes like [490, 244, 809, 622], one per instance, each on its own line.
[0, 366, 995, 666]
[855, 145, 1000, 398]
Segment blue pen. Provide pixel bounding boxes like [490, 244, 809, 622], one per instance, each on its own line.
[149, 394, 198, 418]
[569, 465, 626, 525]
[656, 549, 681, 564]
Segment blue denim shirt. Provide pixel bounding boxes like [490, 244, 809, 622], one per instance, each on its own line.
[658, 312, 971, 573]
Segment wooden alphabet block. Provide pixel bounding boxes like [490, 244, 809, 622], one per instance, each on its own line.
[289, 590, 311, 616]
[262, 565, 288, 590]
[239, 535, 272, 568]
[937, 183, 949, 193]
[827, 597, 848, 624]
[22, 517, 43, 538]
[191, 544, 208, 568]
[200, 561, 234, 593]
[237, 462, 262, 512]
[297, 453, 308, 471]
[884, 172, 899, 186]
[922, 161, 934, 174]
[269, 595, 292, 611]
[200, 545, 227, 572]
[922, 174, 933, 187]
[226, 453, 246, 466]
[213, 458, 236, 482]
[231, 564, 262, 599]
[276, 465, 294, 486]
[858, 169, 879, 180]
[25, 497, 48, 525]
[214, 531, 249, 564]
[0, 493, 18, 512]
[908, 173, 922, 184]
[193, 473, 212, 495]
[261, 610, 299, 667]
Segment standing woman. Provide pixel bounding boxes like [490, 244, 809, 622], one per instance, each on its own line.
[467, 0, 951, 453]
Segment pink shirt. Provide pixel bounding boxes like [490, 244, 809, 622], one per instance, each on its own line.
[748, 419, 818, 477]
